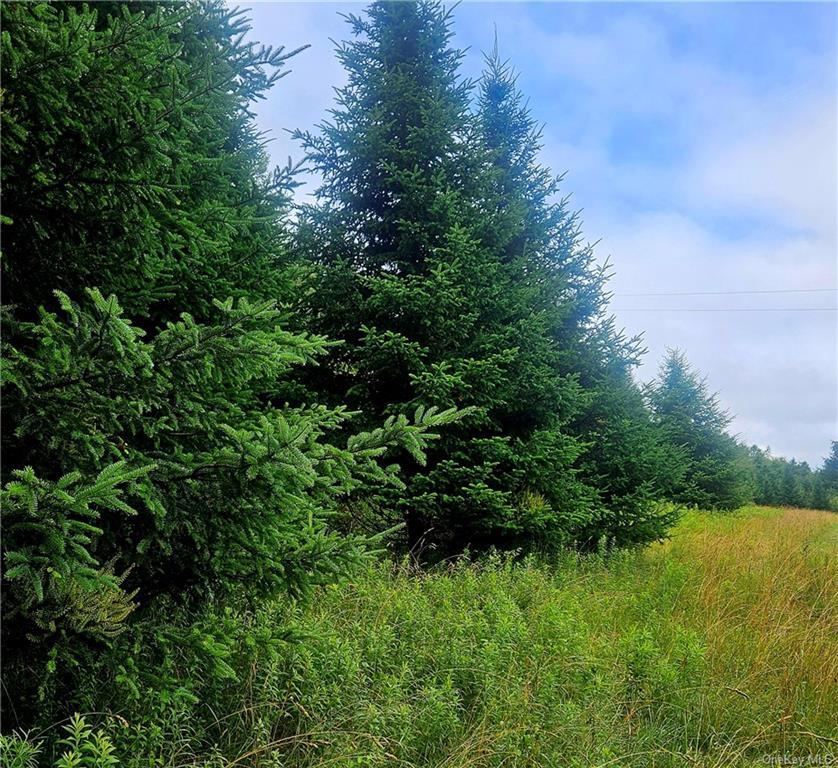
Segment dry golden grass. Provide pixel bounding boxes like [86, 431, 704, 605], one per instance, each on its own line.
[251, 505, 837, 767]
[652, 506, 838, 758]
[196, 506, 838, 767]
[259, 505, 836, 767]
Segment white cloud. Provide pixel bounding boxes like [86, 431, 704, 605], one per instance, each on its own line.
[687, 100, 837, 238]
[237, 2, 353, 197]
[598, 210, 836, 464]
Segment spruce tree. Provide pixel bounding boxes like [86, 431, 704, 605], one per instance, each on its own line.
[747, 445, 836, 510]
[819, 441, 838, 507]
[647, 349, 752, 510]
[1, 0, 300, 324]
[794, 444, 836, 510]
[475, 47, 680, 545]
[1, 0, 460, 725]
[749, 446, 784, 505]
[293, 1, 594, 551]
[781, 459, 815, 507]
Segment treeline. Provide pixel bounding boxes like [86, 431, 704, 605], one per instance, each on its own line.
[749, 443, 838, 510]
[646, 350, 838, 512]
[0, 0, 834, 751]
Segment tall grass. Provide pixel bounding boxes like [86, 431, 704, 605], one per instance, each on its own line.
[4, 506, 836, 767]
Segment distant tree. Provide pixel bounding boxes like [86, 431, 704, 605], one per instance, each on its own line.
[749, 446, 784, 505]
[647, 349, 752, 510]
[817, 441, 838, 509]
[820, 441, 838, 485]
[781, 460, 814, 508]
[746, 444, 838, 510]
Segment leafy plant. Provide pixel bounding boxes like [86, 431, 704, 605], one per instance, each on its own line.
[55, 715, 119, 768]
[2, 462, 146, 640]
[0, 732, 42, 768]
[2, 287, 461, 721]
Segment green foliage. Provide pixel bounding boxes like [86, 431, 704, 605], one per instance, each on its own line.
[819, 441, 838, 509]
[0, 715, 118, 768]
[1, 0, 302, 323]
[0, 0, 461, 728]
[823, 440, 838, 482]
[4, 554, 700, 767]
[476, 49, 685, 546]
[0, 732, 42, 768]
[646, 349, 753, 510]
[54, 715, 119, 768]
[291, 1, 677, 552]
[3, 287, 460, 721]
[748, 441, 837, 511]
[3, 0, 809, 757]
[2, 462, 144, 639]
[8, 506, 834, 767]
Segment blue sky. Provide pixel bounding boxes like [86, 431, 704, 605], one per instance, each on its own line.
[238, 1, 837, 466]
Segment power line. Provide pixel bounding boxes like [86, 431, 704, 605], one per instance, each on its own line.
[612, 307, 837, 313]
[616, 288, 836, 297]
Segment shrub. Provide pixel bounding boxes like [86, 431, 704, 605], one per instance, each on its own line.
[2, 288, 459, 723]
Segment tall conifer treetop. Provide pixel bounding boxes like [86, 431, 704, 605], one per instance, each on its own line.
[290, 2, 682, 550]
[296, 1, 477, 275]
[476, 42, 681, 546]
[1, 0, 462, 723]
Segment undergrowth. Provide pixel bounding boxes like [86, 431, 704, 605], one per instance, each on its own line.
[3, 506, 836, 767]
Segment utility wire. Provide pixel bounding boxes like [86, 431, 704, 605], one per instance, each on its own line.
[613, 307, 836, 313]
[616, 287, 836, 297]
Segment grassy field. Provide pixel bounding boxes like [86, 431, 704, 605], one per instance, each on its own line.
[185, 505, 835, 768]
[6, 506, 836, 767]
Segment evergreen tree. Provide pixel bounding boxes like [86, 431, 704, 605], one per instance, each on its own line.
[647, 349, 752, 510]
[1, 0, 459, 725]
[780, 459, 813, 507]
[2, 289, 458, 722]
[747, 444, 837, 510]
[475, 47, 681, 545]
[822, 441, 838, 478]
[819, 441, 838, 508]
[749, 446, 785, 505]
[1, 0, 301, 324]
[805, 441, 838, 510]
[292, 1, 596, 551]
